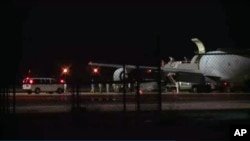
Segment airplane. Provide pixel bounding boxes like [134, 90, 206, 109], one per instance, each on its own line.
[88, 38, 250, 93]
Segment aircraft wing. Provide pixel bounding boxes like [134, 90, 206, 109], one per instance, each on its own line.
[88, 61, 205, 73]
[89, 61, 203, 75]
[88, 61, 208, 83]
[88, 61, 158, 69]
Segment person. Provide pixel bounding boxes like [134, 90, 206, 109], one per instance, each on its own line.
[112, 83, 116, 92]
[90, 79, 95, 93]
[63, 83, 67, 93]
[98, 83, 102, 93]
[106, 83, 110, 93]
[127, 83, 131, 93]
[175, 82, 179, 93]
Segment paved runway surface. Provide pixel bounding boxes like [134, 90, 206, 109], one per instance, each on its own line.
[2, 110, 250, 140]
[6, 92, 250, 113]
[8, 100, 250, 113]
[2, 92, 250, 140]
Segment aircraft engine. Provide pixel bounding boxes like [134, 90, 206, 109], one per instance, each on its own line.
[113, 68, 128, 81]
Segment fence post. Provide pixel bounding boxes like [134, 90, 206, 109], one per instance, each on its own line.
[123, 64, 126, 112]
[6, 87, 9, 113]
[76, 82, 80, 109]
[156, 34, 162, 112]
[13, 84, 16, 113]
[136, 65, 140, 112]
[71, 83, 76, 110]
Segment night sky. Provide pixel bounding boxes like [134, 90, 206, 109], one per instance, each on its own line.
[8, 0, 249, 82]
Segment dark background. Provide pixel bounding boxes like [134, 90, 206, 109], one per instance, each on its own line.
[1, 0, 250, 85]
[1, 0, 250, 140]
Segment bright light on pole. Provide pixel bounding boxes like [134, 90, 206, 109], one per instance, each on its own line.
[61, 67, 69, 81]
[61, 66, 69, 93]
[63, 68, 68, 74]
[93, 68, 98, 73]
[62, 66, 69, 75]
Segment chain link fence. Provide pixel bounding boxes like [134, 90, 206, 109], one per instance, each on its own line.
[1, 52, 250, 114]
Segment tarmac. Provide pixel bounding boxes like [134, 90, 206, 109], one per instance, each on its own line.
[1, 109, 250, 140]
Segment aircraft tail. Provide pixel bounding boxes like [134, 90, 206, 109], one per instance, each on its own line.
[191, 38, 206, 54]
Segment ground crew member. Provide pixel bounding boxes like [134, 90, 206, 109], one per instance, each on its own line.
[90, 79, 95, 93]
[98, 83, 102, 93]
[112, 83, 118, 92]
[175, 82, 179, 93]
[128, 83, 131, 93]
[106, 83, 110, 93]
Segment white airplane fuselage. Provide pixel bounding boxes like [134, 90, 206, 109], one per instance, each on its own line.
[88, 38, 250, 92]
[199, 50, 250, 86]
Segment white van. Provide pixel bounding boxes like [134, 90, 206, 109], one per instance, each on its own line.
[22, 77, 66, 94]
